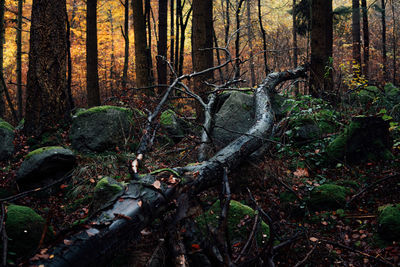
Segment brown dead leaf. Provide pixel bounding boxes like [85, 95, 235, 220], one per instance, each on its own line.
[153, 180, 161, 189]
[309, 237, 319, 242]
[293, 168, 309, 178]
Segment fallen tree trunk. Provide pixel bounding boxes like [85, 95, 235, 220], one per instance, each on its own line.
[31, 66, 307, 267]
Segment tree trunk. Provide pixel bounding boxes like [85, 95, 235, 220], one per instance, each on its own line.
[234, 0, 245, 80]
[17, 0, 23, 119]
[170, 0, 175, 84]
[157, 0, 167, 94]
[258, 0, 269, 75]
[381, 0, 387, 82]
[0, 0, 5, 118]
[247, 0, 256, 87]
[174, 0, 181, 72]
[132, 0, 151, 89]
[192, 0, 213, 122]
[144, 0, 154, 86]
[352, 0, 361, 71]
[122, 0, 129, 88]
[66, 8, 75, 111]
[310, 0, 333, 97]
[86, 0, 101, 107]
[178, 1, 191, 77]
[24, 0, 69, 137]
[391, 0, 397, 85]
[361, 0, 369, 79]
[30, 66, 307, 267]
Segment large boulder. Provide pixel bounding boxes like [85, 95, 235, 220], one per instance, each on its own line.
[212, 92, 255, 147]
[160, 109, 189, 141]
[326, 116, 392, 163]
[0, 118, 14, 161]
[69, 106, 133, 152]
[377, 204, 400, 241]
[16, 146, 76, 189]
[5, 205, 53, 258]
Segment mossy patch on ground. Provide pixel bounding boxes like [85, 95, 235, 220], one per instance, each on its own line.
[308, 184, 350, 210]
[5, 205, 53, 258]
[377, 204, 400, 241]
[195, 200, 269, 245]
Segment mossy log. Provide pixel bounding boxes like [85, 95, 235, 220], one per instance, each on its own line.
[31, 66, 307, 267]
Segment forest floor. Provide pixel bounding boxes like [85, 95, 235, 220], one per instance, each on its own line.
[1, 92, 400, 266]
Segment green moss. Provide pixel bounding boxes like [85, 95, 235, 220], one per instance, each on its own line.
[160, 109, 175, 126]
[326, 121, 361, 160]
[75, 105, 132, 117]
[196, 200, 269, 245]
[25, 146, 64, 160]
[94, 177, 123, 194]
[0, 120, 14, 132]
[150, 168, 180, 177]
[308, 184, 350, 210]
[377, 204, 400, 241]
[5, 205, 53, 257]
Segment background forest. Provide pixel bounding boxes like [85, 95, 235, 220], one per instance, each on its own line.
[0, 0, 400, 266]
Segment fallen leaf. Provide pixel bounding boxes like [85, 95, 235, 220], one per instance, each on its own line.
[294, 168, 309, 178]
[153, 180, 161, 189]
[191, 244, 201, 250]
[89, 178, 95, 183]
[60, 184, 68, 189]
[63, 239, 73, 245]
[309, 237, 319, 242]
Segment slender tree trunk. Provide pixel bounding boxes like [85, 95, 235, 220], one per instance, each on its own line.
[352, 0, 362, 70]
[292, 0, 299, 94]
[258, 0, 269, 75]
[361, 0, 369, 79]
[122, 0, 129, 88]
[247, 0, 256, 87]
[66, 9, 74, 111]
[0, 0, 5, 117]
[192, 0, 213, 122]
[24, 0, 69, 137]
[109, 9, 115, 94]
[157, 0, 167, 94]
[17, 0, 23, 119]
[174, 0, 181, 73]
[234, 0, 245, 80]
[132, 0, 151, 89]
[310, 0, 333, 97]
[381, 0, 387, 82]
[144, 0, 154, 85]
[391, 0, 397, 85]
[86, 0, 101, 107]
[178, 1, 191, 77]
[170, 0, 175, 83]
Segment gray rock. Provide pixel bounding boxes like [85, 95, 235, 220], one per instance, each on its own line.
[295, 123, 321, 141]
[92, 177, 124, 212]
[0, 119, 14, 161]
[16, 146, 76, 189]
[69, 106, 133, 152]
[212, 92, 254, 147]
[160, 109, 185, 139]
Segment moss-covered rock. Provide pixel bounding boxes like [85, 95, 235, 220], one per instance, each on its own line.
[16, 146, 76, 190]
[377, 204, 400, 241]
[0, 118, 14, 161]
[70, 105, 134, 152]
[92, 177, 124, 212]
[160, 109, 191, 142]
[5, 205, 53, 257]
[326, 116, 392, 163]
[308, 184, 350, 210]
[195, 200, 269, 245]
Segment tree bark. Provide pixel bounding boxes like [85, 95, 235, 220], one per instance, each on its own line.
[0, 0, 5, 118]
[16, 0, 23, 119]
[361, 0, 369, 79]
[234, 0, 245, 80]
[170, 0, 175, 84]
[258, 0, 269, 76]
[192, 0, 213, 122]
[132, 0, 151, 89]
[24, 0, 69, 137]
[391, 0, 397, 85]
[122, 0, 129, 88]
[352, 0, 361, 70]
[66, 8, 75, 111]
[30, 66, 307, 267]
[309, 0, 333, 97]
[157, 0, 167, 93]
[381, 0, 387, 82]
[247, 0, 256, 87]
[86, 0, 101, 107]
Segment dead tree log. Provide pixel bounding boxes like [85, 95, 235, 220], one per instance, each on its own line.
[31, 66, 307, 267]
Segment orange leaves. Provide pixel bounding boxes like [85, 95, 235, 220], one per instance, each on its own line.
[293, 168, 309, 178]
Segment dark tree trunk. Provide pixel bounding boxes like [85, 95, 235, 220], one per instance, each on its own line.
[310, 0, 333, 97]
[247, 0, 256, 87]
[293, 0, 298, 69]
[17, 0, 23, 119]
[178, 2, 191, 77]
[86, 0, 101, 107]
[234, 0, 245, 80]
[66, 9, 74, 111]
[381, 0, 387, 82]
[132, 0, 151, 89]
[170, 0, 175, 83]
[122, 0, 129, 88]
[0, 0, 5, 117]
[352, 0, 361, 70]
[144, 0, 154, 85]
[391, 0, 397, 85]
[109, 9, 115, 93]
[157, 0, 167, 94]
[361, 0, 369, 79]
[258, 0, 269, 75]
[174, 0, 181, 72]
[192, 0, 213, 122]
[24, 0, 69, 137]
